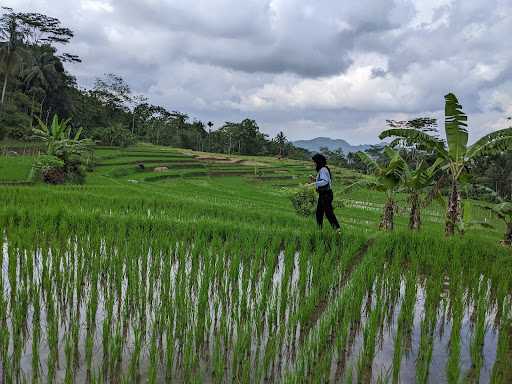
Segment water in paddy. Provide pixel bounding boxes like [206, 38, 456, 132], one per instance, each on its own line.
[332, 277, 503, 383]
[1, 236, 510, 383]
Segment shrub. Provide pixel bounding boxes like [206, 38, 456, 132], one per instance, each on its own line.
[42, 167, 66, 184]
[291, 186, 317, 216]
[63, 156, 87, 184]
[30, 155, 65, 184]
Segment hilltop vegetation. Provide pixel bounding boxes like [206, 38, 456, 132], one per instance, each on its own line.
[0, 7, 308, 160]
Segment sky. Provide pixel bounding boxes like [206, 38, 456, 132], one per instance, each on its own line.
[3, 0, 512, 144]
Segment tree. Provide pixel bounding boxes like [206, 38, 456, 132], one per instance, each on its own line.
[401, 158, 444, 230]
[0, 7, 25, 108]
[355, 147, 406, 231]
[481, 201, 512, 246]
[1, 7, 79, 109]
[275, 131, 287, 157]
[22, 45, 64, 121]
[380, 93, 512, 236]
[129, 94, 148, 134]
[91, 73, 131, 120]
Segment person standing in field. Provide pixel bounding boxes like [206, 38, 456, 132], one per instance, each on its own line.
[308, 153, 341, 233]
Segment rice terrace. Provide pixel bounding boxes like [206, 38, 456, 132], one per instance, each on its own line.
[1, 2, 512, 384]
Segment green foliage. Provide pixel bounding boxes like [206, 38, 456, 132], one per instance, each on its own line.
[92, 123, 136, 147]
[29, 154, 64, 183]
[290, 186, 317, 216]
[0, 154, 33, 181]
[380, 93, 512, 235]
[0, 92, 32, 139]
[31, 114, 92, 183]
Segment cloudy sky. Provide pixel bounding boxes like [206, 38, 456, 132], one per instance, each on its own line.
[4, 0, 512, 144]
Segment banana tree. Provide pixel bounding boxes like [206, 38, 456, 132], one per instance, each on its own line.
[380, 93, 512, 236]
[483, 202, 512, 246]
[471, 187, 512, 245]
[32, 114, 92, 161]
[356, 147, 406, 231]
[401, 158, 444, 230]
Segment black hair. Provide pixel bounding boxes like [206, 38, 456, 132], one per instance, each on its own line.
[312, 153, 331, 177]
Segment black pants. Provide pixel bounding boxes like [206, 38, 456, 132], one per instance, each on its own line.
[316, 190, 340, 229]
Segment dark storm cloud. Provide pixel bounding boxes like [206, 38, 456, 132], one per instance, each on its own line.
[3, 0, 512, 142]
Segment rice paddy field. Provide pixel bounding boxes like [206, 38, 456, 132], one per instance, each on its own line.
[0, 144, 511, 383]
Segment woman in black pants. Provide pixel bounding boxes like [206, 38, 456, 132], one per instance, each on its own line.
[309, 154, 341, 233]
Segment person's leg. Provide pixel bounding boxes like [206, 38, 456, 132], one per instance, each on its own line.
[324, 191, 341, 229]
[316, 194, 324, 227]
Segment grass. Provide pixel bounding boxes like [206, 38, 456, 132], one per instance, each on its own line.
[0, 142, 511, 382]
[0, 155, 33, 182]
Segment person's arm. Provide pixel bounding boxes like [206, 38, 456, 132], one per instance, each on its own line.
[316, 167, 330, 188]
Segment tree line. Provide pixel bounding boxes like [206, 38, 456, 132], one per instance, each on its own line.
[0, 7, 309, 159]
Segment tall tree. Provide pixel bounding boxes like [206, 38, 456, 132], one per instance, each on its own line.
[1, 7, 79, 108]
[275, 131, 287, 157]
[0, 7, 25, 108]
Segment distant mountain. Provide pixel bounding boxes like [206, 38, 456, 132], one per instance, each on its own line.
[293, 137, 374, 154]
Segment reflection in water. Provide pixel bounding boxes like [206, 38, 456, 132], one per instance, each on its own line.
[1, 233, 510, 383]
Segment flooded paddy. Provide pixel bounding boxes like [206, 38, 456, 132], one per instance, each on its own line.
[1, 228, 510, 383]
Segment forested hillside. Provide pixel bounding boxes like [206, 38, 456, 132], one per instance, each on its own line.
[0, 7, 309, 159]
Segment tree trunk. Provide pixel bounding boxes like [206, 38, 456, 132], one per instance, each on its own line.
[380, 198, 395, 231]
[409, 192, 421, 231]
[503, 223, 512, 246]
[1, 72, 8, 107]
[445, 181, 462, 236]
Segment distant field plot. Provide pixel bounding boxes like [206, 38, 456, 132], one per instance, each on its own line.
[0, 155, 33, 182]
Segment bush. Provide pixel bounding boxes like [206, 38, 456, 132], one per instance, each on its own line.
[290, 186, 317, 216]
[30, 155, 65, 184]
[63, 156, 87, 184]
[42, 167, 66, 184]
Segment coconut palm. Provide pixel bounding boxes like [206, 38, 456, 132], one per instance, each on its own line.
[0, 10, 25, 108]
[355, 147, 406, 231]
[275, 131, 287, 157]
[380, 93, 512, 236]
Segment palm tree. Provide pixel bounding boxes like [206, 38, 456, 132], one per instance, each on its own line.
[401, 158, 444, 230]
[380, 93, 512, 236]
[23, 48, 62, 122]
[275, 131, 287, 157]
[0, 10, 24, 108]
[355, 147, 406, 231]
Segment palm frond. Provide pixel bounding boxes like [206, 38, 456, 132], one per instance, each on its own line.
[356, 151, 379, 173]
[465, 220, 495, 230]
[444, 93, 468, 162]
[466, 128, 512, 159]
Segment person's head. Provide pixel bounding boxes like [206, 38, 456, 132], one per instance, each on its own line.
[312, 153, 327, 172]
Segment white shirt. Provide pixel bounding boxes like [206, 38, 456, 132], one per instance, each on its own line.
[316, 167, 331, 189]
